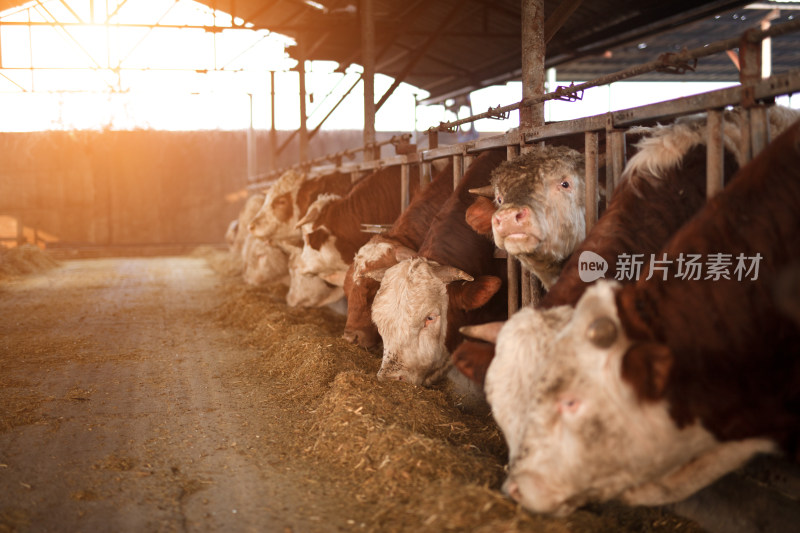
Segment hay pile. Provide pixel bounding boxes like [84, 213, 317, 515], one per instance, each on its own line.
[0, 244, 58, 279]
[204, 247, 706, 533]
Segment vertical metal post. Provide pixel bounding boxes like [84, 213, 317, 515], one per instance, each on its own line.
[521, 269, 531, 305]
[453, 154, 463, 188]
[361, 0, 376, 161]
[464, 153, 475, 170]
[508, 258, 520, 316]
[520, 0, 545, 132]
[739, 29, 762, 164]
[297, 41, 309, 163]
[270, 71, 278, 170]
[16, 216, 24, 246]
[401, 163, 410, 211]
[506, 142, 521, 315]
[585, 132, 599, 233]
[428, 130, 438, 150]
[247, 93, 256, 180]
[421, 162, 432, 187]
[706, 109, 725, 199]
[750, 106, 769, 157]
[605, 129, 625, 206]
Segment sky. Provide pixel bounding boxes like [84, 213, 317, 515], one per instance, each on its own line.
[0, 0, 797, 133]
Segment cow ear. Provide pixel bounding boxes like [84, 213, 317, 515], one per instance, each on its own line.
[621, 342, 673, 401]
[320, 270, 347, 287]
[364, 267, 389, 282]
[394, 246, 417, 262]
[452, 340, 495, 387]
[459, 321, 504, 344]
[465, 197, 496, 236]
[296, 206, 321, 229]
[451, 275, 502, 311]
[431, 264, 474, 283]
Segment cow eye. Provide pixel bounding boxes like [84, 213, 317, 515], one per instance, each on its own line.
[559, 397, 581, 414]
[495, 195, 503, 205]
[560, 181, 570, 189]
[423, 315, 438, 327]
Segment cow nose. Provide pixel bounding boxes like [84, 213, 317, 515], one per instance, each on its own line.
[506, 480, 522, 502]
[514, 207, 529, 223]
[342, 330, 358, 344]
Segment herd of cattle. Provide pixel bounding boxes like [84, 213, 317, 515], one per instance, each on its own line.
[225, 105, 800, 518]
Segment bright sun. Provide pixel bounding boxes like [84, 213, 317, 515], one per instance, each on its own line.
[0, 0, 425, 132]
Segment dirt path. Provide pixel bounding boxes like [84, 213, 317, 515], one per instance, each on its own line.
[0, 257, 356, 532]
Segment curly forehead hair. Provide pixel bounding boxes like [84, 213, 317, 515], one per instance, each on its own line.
[491, 145, 583, 188]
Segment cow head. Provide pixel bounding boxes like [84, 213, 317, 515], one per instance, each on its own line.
[295, 194, 350, 284]
[342, 238, 415, 351]
[369, 257, 500, 386]
[248, 170, 306, 241]
[490, 146, 586, 288]
[241, 233, 290, 287]
[266, 239, 341, 307]
[485, 280, 774, 515]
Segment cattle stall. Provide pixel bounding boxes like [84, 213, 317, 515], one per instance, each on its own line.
[242, 10, 800, 531]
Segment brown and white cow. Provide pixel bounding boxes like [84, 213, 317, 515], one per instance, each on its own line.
[231, 192, 266, 259]
[454, 105, 800, 386]
[485, 116, 800, 516]
[248, 169, 353, 244]
[295, 164, 421, 286]
[272, 239, 345, 308]
[342, 162, 455, 350]
[241, 232, 290, 286]
[368, 150, 508, 385]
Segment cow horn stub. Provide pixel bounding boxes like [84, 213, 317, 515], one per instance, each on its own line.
[468, 185, 494, 198]
[586, 317, 617, 348]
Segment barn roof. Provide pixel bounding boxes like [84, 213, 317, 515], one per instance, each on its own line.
[2, 1, 797, 104]
[188, 0, 800, 103]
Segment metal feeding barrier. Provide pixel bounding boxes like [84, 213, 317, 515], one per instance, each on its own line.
[248, 16, 800, 313]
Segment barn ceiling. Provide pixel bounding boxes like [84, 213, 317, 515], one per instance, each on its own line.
[181, 0, 755, 103]
[3, 0, 796, 104]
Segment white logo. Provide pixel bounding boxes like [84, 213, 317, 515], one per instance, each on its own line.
[579, 251, 608, 282]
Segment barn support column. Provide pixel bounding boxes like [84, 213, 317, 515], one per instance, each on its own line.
[515, 0, 545, 310]
[739, 28, 768, 163]
[297, 40, 309, 164]
[706, 109, 725, 199]
[269, 71, 277, 171]
[361, 0, 377, 161]
[520, 0, 546, 133]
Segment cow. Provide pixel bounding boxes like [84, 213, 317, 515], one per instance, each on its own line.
[294, 164, 421, 287]
[454, 105, 800, 386]
[225, 219, 238, 251]
[241, 232, 290, 286]
[272, 239, 345, 308]
[484, 116, 800, 516]
[248, 169, 353, 245]
[490, 145, 587, 289]
[368, 150, 508, 385]
[230, 192, 266, 259]
[342, 161, 455, 350]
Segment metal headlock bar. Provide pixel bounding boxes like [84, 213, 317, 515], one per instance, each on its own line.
[247, 16, 799, 315]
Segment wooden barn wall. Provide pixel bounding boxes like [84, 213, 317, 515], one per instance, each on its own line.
[0, 129, 384, 248]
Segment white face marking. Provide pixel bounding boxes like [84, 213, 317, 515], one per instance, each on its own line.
[248, 169, 305, 240]
[485, 281, 771, 515]
[297, 223, 350, 280]
[370, 258, 451, 386]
